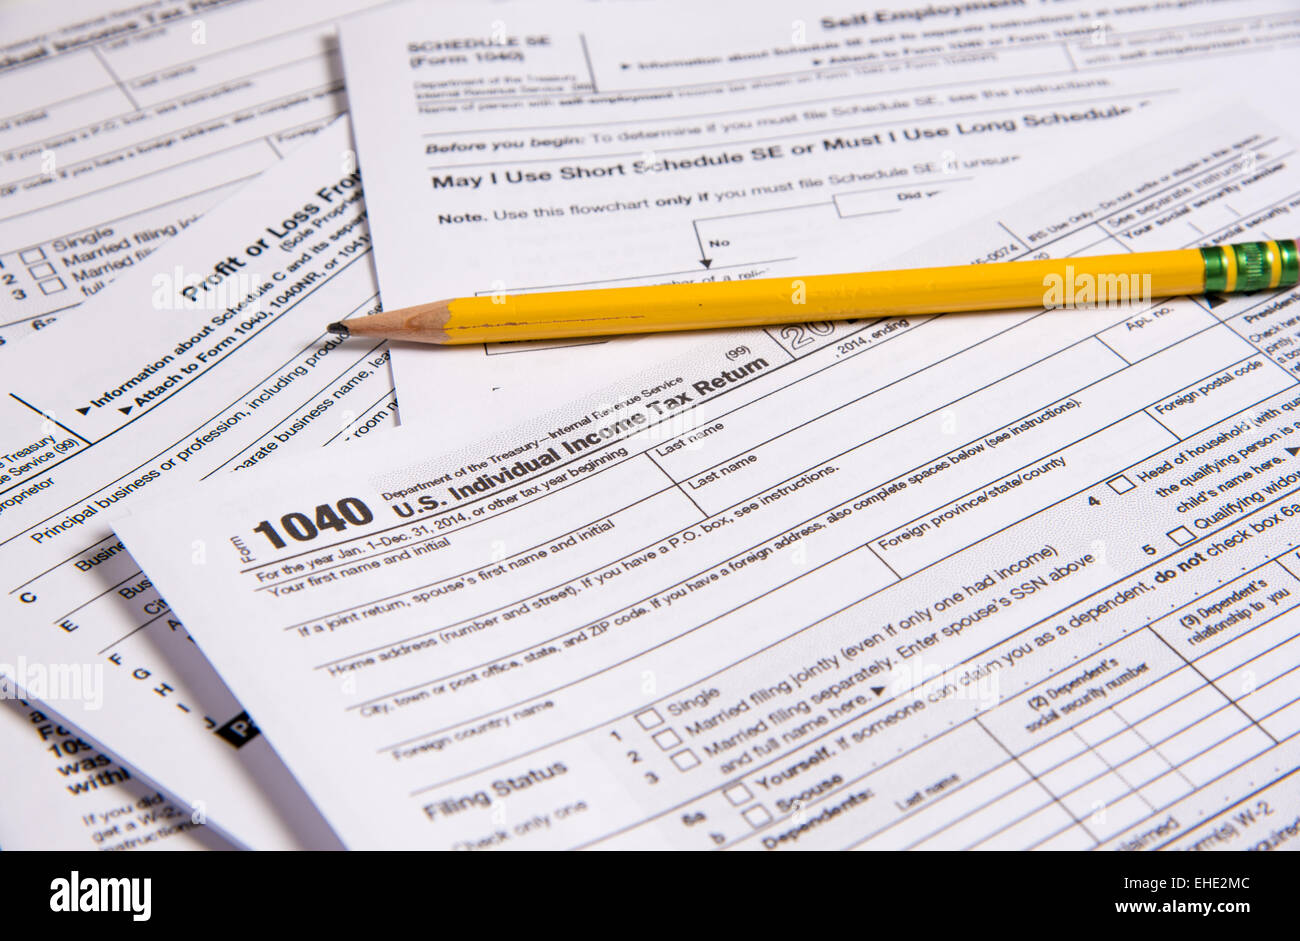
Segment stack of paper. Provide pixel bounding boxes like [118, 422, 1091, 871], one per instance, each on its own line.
[3, 0, 1300, 851]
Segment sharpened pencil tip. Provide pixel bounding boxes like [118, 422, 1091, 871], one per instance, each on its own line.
[327, 322, 350, 338]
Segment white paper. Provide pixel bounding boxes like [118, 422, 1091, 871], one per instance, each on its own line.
[0, 0, 708, 851]
[0, 118, 395, 849]
[0, 697, 232, 850]
[340, 0, 1300, 429]
[118, 108, 1300, 849]
[0, 0, 395, 349]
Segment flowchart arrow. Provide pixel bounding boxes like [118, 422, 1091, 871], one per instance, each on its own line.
[692, 221, 712, 269]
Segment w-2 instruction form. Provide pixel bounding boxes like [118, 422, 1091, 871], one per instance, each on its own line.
[119, 109, 1300, 850]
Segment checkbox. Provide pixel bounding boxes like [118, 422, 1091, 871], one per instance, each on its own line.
[653, 728, 681, 750]
[723, 783, 753, 806]
[1167, 526, 1194, 546]
[671, 748, 700, 771]
[1107, 474, 1135, 495]
[635, 708, 663, 730]
[27, 262, 55, 277]
[20, 247, 45, 264]
[39, 277, 66, 294]
[743, 804, 772, 827]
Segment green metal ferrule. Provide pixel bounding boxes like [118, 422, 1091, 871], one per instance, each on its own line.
[1202, 245, 1229, 293]
[1202, 239, 1300, 293]
[1280, 239, 1299, 289]
[1233, 241, 1270, 292]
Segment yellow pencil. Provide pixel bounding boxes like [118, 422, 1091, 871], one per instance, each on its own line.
[329, 239, 1298, 345]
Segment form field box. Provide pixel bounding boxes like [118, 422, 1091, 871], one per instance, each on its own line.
[1034, 825, 1096, 850]
[724, 783, 753, 806]
[653, 728, 681, 750]
[39, 277, 66, 295]
[1091, 728, 1148, 768]
[635, 708, 664, 730]
[973, 797, 1074, 850]
[1059, 768, 1132, 822]
[671, 749, 700, 771]
[1037, 749, 1109, 797]
[1145, 349, 1291, 440]
[1177, 726, 1268, 787]
[19, 247, 45, 264]
[1261, 696, 1300, 741]
[1136, 770, 1195, 809]
[27, 262, 55, 278]
[1107, 474, 1135, 494]
[1085, 791, 1154, 843]
[1167, 526, 1195, 546]
[743, 804, 772, 828]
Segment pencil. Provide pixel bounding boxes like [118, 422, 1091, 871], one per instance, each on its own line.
[328, 239, 1298, 345]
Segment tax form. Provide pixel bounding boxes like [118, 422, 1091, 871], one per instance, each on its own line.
[0, 698, 231, 850]
[0, 7, 1056, 850]
[340, 0, 1300, 428]
[0, 0, 392, 348]
[117, 108, 1300, 849]
[0, 117, 392, 849]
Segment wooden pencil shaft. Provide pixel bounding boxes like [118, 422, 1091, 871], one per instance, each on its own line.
[332, 240, 1299, 345]
[357, 250, 1201, 345]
